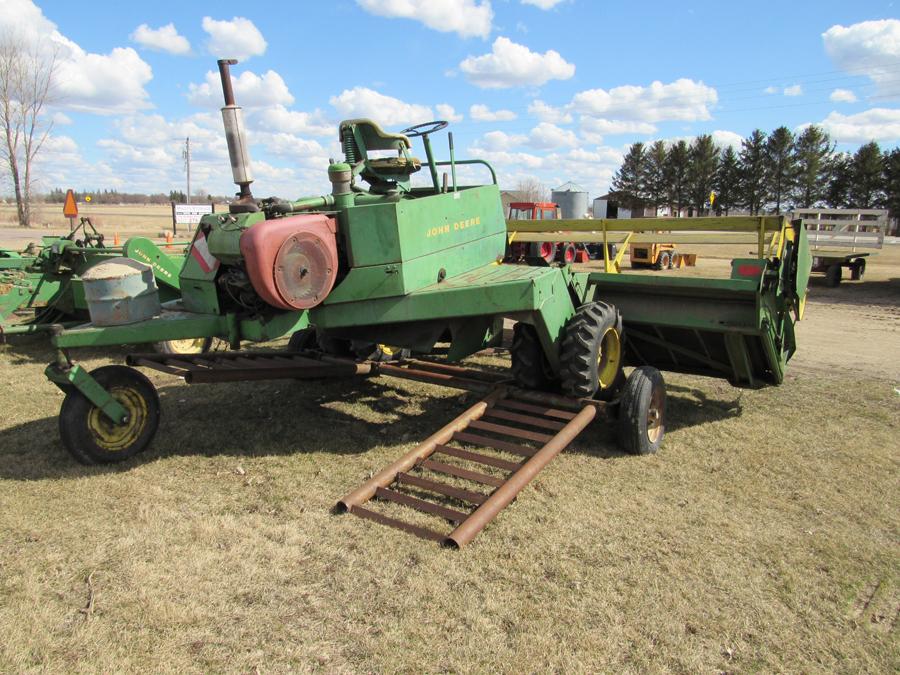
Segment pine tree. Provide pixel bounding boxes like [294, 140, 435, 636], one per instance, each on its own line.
[610, 142, 646, 209]
[739, 129, 768, 215]
[643, 140, 667, 216]
[687, 135, 719, 215]
[883, 147, 900, 226]
[826, 153, 853, 208]
[849, 141, 885, 208]
[793, 125, 833, 208]
[714, 146, 741, 215]
[765, 126, 797, 214]
[664, 140, 690, 215]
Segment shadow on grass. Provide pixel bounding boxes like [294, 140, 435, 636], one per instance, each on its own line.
[0, 367, 748, 481]
[805, 276, 900, 307]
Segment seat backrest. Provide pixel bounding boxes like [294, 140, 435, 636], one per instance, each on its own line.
[339, 119, 411, 156]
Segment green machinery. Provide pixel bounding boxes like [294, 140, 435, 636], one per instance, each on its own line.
[39, 59, 811, 465]
[0, 218, 206, 352]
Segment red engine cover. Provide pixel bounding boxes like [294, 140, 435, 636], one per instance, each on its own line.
[240, 214, 339, 310]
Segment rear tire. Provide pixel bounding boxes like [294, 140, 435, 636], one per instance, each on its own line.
[618, 366, 666, 455]
[528, 241, 557, 264]
[557, 243, 576, 264]
[825, 264, 842, 287]
[59, 366, 160, 465]
[668, 252, 677, 269]
[560, 302, 625, 400]
[510, 323, 555, 390]
[655, 251, 670, 270]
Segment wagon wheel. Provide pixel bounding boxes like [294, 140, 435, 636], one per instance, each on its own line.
[59, 366, 160, 465]
[510, 322, 556, 390]
[825, 264, 842, 287]
[617, 366, 666, 455]
[153, 337, 213, 355]
[288, 327, 319, 351]
[560, 301, 625, 400]
[850, 258, 866, 281]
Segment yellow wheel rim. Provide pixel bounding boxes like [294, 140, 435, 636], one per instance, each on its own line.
[597, 327, 622, 390]
[86, 386, 149, 452]
[165, 338, 208, 354]
[379, 344, 397, 357]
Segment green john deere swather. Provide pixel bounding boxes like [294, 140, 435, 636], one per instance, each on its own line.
[36, 60, 811, 546]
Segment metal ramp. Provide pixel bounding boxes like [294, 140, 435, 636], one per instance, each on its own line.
[336, 386, 596, 548]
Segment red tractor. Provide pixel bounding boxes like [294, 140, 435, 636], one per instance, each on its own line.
[505, 202, 580, 264]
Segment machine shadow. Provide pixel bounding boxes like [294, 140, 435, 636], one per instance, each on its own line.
[805, 276, 900, 307]
[0, 369, 747, 482]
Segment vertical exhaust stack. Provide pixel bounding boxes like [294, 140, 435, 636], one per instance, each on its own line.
[218, 59, 256, 211]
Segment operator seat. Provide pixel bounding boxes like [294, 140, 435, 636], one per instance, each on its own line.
[339, 119, 421, 187]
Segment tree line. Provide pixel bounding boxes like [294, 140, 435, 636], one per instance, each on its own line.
[42, 188, 225, 205]
[610, 126, 900, 221]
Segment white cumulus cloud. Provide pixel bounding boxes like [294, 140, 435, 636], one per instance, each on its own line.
[329, 87, 432, 127]
[830, 89, 858, 103]
[131, 23, 191, 55]
[783, 84, 803, 97]
[0, 0, 154, 115]
[528, 99, 572, 124]
[255, 105, 335, 137]
[436, 103, 464, 123]
[823, 19, 900, 98]
[470, 104, 517, 121]
[817, 108, 900, 143]
[188, 70, 294, 108]
[477, 130, 528, 151]
[570, 78, 718, 123]
[202, 16, 267, 61]
[528, 122, 577, 150]
[710, 130, 744, 150]
[459, 37, 575, 89]
[356, 0, 493, 39]
[580, 117, 657, 141]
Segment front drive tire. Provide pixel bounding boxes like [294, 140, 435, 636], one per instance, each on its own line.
[618, 366, 666, 455]
[560, 302, 625, 400]
[59, 366, 160, 465]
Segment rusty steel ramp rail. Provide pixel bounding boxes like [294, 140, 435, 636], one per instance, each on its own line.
[125, 349, 372, 383]
[336, 386, 596, 548]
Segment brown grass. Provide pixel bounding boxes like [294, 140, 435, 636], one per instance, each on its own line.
[0, 246, 898, 672]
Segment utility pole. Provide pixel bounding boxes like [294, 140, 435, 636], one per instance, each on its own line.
[183, 137, 191, 204]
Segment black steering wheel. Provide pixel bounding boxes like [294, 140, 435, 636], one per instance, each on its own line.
[400, 120, 448, 137]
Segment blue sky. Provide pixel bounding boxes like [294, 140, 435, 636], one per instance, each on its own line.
[5, 0, 900, 200]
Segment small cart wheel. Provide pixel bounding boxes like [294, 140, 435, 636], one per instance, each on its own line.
[560, 302, 625, 400]
[850, 259, 866, 281]
[153, 337, 212, 355]
[618, 366, 666, 455]
[59, 366, 160, 465]
[825, 264, 842, 287]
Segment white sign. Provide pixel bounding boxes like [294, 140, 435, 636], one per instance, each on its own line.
[174, 203, 213, 225]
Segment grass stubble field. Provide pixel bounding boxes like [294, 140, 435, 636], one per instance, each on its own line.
[0, 209, 898, 672]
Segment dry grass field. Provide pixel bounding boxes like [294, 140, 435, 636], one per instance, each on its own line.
[0, 223, 898, 671]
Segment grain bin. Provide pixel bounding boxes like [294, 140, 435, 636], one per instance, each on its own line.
[551, 182, 589, 219]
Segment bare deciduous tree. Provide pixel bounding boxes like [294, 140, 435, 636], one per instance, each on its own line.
[0, 32, 57, 227]
[514, 177, 548, 203]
